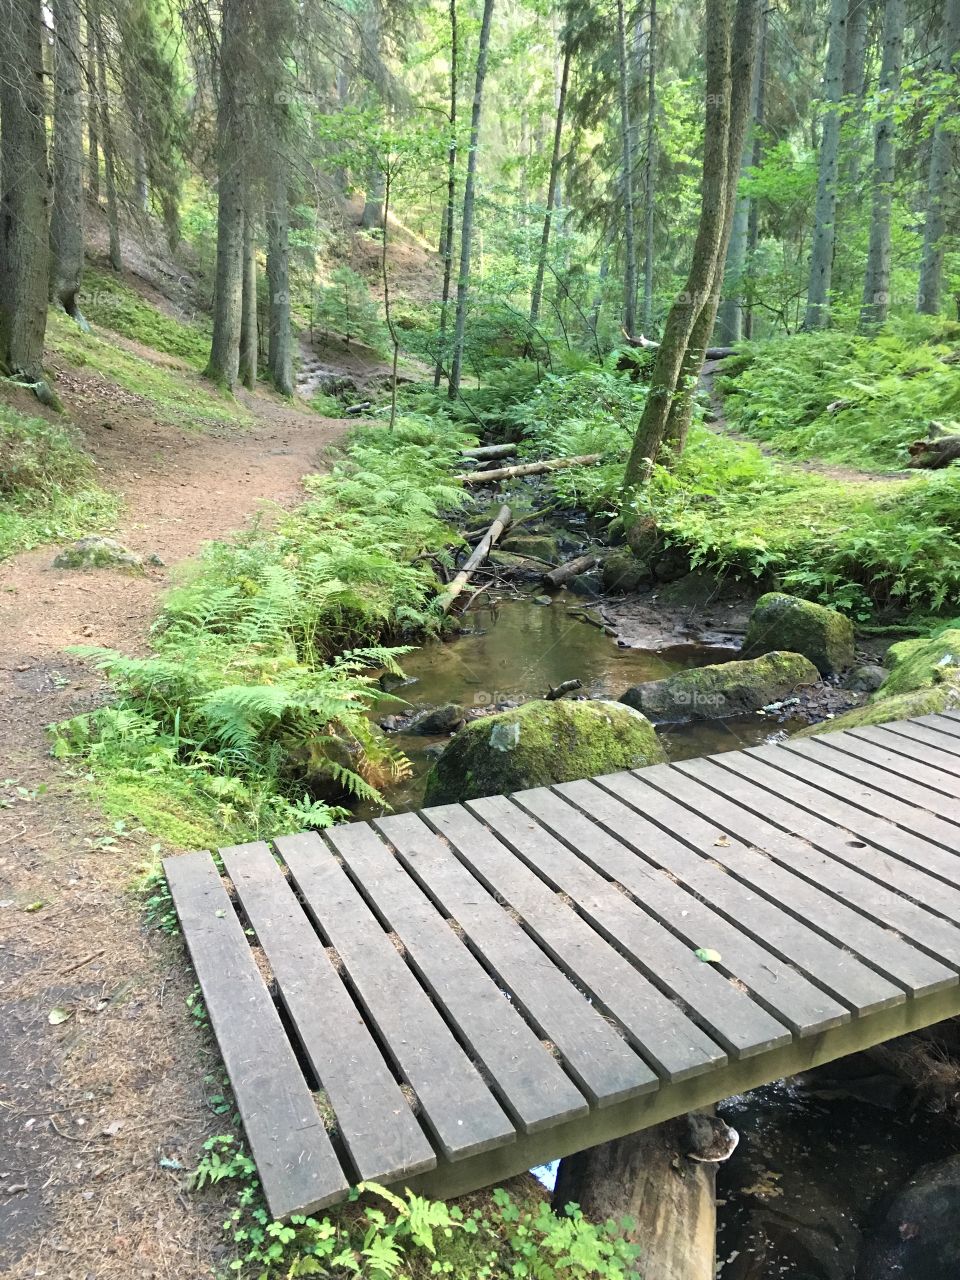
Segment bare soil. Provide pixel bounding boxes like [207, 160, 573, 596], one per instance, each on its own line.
[0, 363, 349, 1278]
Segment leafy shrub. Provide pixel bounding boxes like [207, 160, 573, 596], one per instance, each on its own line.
[193, 1137, 640, 1278]
[313, 267, 385, 350]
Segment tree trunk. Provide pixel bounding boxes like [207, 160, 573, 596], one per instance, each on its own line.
[715, 18, 764, 346]
[0, 0, 54, 397]
[859, 0, 904, 329]
[266, 150, 293, 396]
[616, 0, 638, 337]
[239, 208, 258, 390]
[553, 1113, 737, 1280]
[447, 0, 496, 400]
[804, 0, 848, 329]
[434, 0, 458, 389]
[50, 0, 87, 321]
[94, 9, 122, 273]
[529, 45, 571, 326]
[86, 10, 100, 200]
[361, 165, 385, 230]
[641, 0, 657, 333]
[743, 6, 767, 339]
[918, 0, 960, 315]
[132, 111, 150, 213]
[840, 0, 870, 197]
[204, 0, 246, 390]
[623, 0, 762, 488]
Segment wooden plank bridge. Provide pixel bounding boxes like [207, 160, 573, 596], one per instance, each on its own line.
[164, 713, 960, 1221]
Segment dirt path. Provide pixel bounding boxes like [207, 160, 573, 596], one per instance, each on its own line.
[0, 376, 349, 1278]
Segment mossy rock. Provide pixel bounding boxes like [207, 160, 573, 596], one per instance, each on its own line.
[624, 516, 665, 566]
[602, 550, 653, 594]
[797, 674, 960, 737]
[52, 536, 144, 574]
[742, 592, 854, 674]
[620, 651, 819, 722]
[499, 533, 559, 563]
[880, 628, 960, 697]
[422, 699, 666, 806]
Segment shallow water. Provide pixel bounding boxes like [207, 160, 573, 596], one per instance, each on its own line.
[369, 592, 799, 813]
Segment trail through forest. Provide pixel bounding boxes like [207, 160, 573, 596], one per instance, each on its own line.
[0, 382, 348, 1277]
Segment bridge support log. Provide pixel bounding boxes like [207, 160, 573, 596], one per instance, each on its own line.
[553, 1112, 738, 1280]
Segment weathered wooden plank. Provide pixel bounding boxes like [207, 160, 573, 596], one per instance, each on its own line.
[911, 711, 960, 747]
[930, 711, 960, 732]
[624, 764, 957, 997]
[848, 724, 960, 776]
[220, 842, 436, 1184]
[164, 851, 349, 1219]
[476, 789, 848, 1038]
[276, 831, 515, 1162]
[554, 778, 903, 1014]
[784, 737, 960, 812]
[812, 730, 960, 797]
[747, 744, 960, 850]
[377, 810, 659, 1103]
[714, 749, 960, 887]
[414, 806, 733, 1080]
[324, 822, 588, 1134]
[677, 755, 960, 929]
[662, 762, 960, 971]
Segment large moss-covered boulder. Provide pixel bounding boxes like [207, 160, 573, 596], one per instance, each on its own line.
[422, 699, 666, 806]
[881, 628, 960, 697]
[742, 592, 855, 674]
[620, 651, 819, 722]
[602, 549, 653, 593]
[52, 535, 146, 574]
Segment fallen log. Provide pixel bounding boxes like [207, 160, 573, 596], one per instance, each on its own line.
[553, 1112, 738, 1280]
[460, 442, 518, 460]
[436, 505, 511, 614]
[543, 552, 599, 589]
[454, 454, 601, 486]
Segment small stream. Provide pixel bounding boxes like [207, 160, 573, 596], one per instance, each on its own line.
[368, 591, 803, 814]
[363, 592, 957, 1275]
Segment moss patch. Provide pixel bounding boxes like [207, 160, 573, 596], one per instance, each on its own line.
[798, 682, 960, 736]
[620, 651, 819, 722]
[422, 699, 666, 806]
[743, 592, 855, 674]
[881, 629, 960, 697]
[80, 268, 211, 367]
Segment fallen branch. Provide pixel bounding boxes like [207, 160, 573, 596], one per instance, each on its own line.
[622, 329, 736, 361]
[543, 552, 599, 589]
[545, 679, 583, 701]
[436, 505, 511, 614]
[455, 454, 601, 486]
[460, 443, 517, 460]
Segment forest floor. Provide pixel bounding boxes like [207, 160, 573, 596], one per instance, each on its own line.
[0, 363, 351, 1278]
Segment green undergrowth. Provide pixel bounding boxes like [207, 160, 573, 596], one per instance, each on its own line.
[717, 316, 960, 470]
[0, 400, 120, 560]
[457, 356, 960, 618]
[53, 415, 475, 847]
[46, 309, 245, 429]
[80, 267, 212, 367]
[193, 1137, 639, 1279]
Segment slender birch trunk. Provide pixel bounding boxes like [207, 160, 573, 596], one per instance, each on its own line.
[434, 0, 458, 388]
[804, 0, 849, 329]
[616, 0, 638, 336]
[641, 0, 658, 333]
[447, 0, 496, 399]
[918, 0, 960, 315]
[529, 45, 571, 326]
[860, 0, 905, 329]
